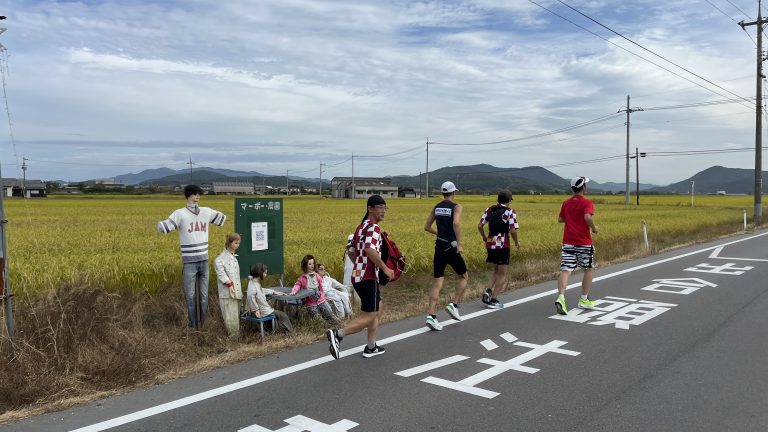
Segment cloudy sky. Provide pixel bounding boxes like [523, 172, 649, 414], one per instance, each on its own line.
[0, 0, 764, 185]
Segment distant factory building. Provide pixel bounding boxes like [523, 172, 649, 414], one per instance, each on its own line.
[331, 177, 398, 199]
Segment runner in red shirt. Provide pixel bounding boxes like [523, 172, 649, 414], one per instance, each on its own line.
[555, 176, 599, 315]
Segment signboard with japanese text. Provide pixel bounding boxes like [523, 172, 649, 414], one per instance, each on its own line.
[235, 198, 284, 277]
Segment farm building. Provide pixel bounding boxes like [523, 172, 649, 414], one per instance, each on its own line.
[212, 182, 255, 195]
[331, 177, 398, 199]
[0, 178, 47, 198]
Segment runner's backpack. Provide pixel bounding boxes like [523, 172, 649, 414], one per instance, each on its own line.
[378, 231, 406, 286]
[488, 205, 509, 236]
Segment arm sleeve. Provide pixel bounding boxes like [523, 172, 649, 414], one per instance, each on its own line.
[207, 208, 227, 226]
[214, 257, 229, 284]
[508, 209, 519, 230]
[157, 211, 180, 234]
[290, 276, 305, 295]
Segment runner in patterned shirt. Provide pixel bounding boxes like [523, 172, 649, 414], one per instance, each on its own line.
[555, 176, 599, 316]
[326, 195, 394, 359]
[477, 190, 520, 309]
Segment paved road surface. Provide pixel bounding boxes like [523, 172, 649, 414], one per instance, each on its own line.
[4, 230, 768, 432]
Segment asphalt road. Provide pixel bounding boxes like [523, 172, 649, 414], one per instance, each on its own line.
[4, 230, 768, 432]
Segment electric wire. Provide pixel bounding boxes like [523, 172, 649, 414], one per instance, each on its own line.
[554, 0, 754, 105]
[431, 113, 623, 146]
[529, 0, 755, 110]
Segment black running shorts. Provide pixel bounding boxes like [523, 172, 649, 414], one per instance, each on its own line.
[485, 247, 511, 265]
[433, 246, 468, 278]
[353, 279, 381, 313]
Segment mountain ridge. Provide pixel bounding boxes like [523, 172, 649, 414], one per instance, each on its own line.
[107, 165, 763, 195]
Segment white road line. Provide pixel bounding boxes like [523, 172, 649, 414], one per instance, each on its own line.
[709, 246, 768, 262]
[71, 230, 768, 431]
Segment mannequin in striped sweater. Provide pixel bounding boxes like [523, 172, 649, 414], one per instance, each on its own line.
[157, 184, 227, 328]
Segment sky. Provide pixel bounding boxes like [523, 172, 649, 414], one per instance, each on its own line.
[0, 0, 765, 186]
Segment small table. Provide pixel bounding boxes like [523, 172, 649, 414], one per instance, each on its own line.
[266, 286, 317, 319]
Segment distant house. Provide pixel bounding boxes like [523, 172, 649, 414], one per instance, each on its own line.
[85, 178, 125, 190]
[398, 187, 421, 198]
[254, 184, 275, 195]
[0, 178, 47, 198]
[212, 182, 255, 195]
[331, 177, 398, 199]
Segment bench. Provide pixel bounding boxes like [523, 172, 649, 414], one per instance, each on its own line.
[240, 313, 277, 339]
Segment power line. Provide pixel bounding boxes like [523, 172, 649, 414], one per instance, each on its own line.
[705, 0, 744, 24]
[356, 144, 423, 158]
[554, 0, 754, 104]
[431, 113, 623, 146]
[642, 96, 757, 111]
[704, 0, 758, 45]
[528, 0, 755, 110]
[725, 0, 752, 19]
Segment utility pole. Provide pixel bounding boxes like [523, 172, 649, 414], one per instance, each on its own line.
[351, 153, 355, 199]
[285, 169, 289, 196]
[630, 148, 646, 205]
[618, 95, 643, 205]
[21, 156, 28, 199]
[0, 19, 16, 348]
[425, 138, 430, 198]
[187, 155, 194, 184]
[319, 162, 325, 198]
[740, 3, 767, 225]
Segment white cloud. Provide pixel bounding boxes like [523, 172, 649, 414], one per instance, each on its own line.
[0, 0, 763, 185]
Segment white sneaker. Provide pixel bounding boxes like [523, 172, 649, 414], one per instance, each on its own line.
[426, 315, 443, 331]
[445, 303, 462, 321]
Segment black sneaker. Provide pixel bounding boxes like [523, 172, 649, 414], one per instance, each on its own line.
[326, 329, 341, 359]
[486, 298, 504, 309]
[482, 288, 492, 305]
[362, 344, 386, 358]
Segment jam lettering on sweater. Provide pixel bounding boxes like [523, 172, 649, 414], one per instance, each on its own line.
[157, 206, 226, 263]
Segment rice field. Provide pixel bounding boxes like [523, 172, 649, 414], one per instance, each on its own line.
[4, 194, 760, 297]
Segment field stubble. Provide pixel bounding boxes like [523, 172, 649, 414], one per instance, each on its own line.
[0, 194, 761, 419]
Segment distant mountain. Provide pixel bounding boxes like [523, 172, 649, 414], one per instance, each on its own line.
[138, 169, 329, 189]
[390, 164, 572, 194]
[115, 167, 272, 185]
[597, 181, 659, 193]
[115, 168, 177, 185]
[111, 164, 762, 195]
[650, 166, 767, 194]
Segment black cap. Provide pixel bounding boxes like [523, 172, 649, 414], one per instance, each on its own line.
[367, 195, 386, 207]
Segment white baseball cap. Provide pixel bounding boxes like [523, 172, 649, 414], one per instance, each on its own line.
[570, 176, 590, 188]
[441, 181, 458, 193]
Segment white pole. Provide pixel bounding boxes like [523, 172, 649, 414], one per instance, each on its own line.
[642, 220, 649, 249]
[744, 210, 748, 230]
[690, 181, 695, 208]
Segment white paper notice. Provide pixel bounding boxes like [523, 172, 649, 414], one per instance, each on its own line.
[251, 222, 268, 251]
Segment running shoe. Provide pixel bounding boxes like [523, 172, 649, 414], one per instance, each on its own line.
[445, 303, 462, 321]
[482, 288, 492, 305]
[426, 315, 443, 331]
[555, 297, 568, 315]
[362, 345, 386, 358]
[486, 298, 504, 309]
[326, 329, 340, 360]
[578, 297, 597, 309]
